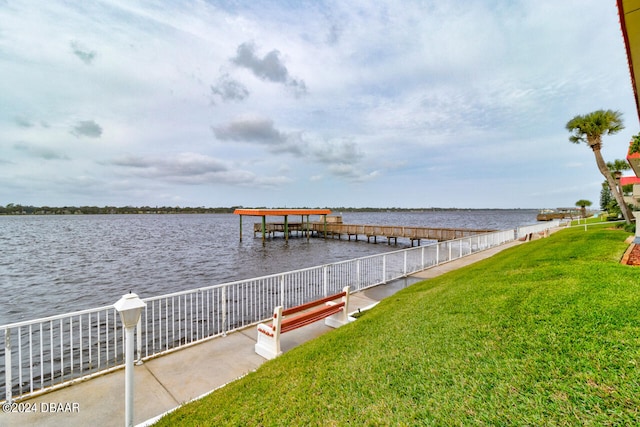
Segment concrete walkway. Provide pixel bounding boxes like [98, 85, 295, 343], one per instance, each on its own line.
[1, 239, 523, 427]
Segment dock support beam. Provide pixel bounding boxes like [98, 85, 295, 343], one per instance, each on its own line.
[284, 215, 289, 243]
[323, 214, 327, 238]
[239, 214, 243, 241]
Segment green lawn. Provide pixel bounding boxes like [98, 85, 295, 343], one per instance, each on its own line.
[156, 224, 640, 426]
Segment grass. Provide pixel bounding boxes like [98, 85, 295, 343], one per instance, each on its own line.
[156, 224, 640, 426]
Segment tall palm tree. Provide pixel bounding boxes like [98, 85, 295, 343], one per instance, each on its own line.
[566, 110, 632, 224]
[575, 199, 592, 218]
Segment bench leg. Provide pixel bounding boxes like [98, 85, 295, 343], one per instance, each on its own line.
[255, 325, 281, 360]
[325, 286, 354, 328]
[255, 306, 283, 360]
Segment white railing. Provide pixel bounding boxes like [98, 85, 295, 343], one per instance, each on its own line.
[1, 227, 524, 403]
[517, 220, 562, 239]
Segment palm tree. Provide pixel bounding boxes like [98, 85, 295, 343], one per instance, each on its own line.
[606, 159, 631, 196]
[575, 199, 592, 218]
[566, 110, 632, 224]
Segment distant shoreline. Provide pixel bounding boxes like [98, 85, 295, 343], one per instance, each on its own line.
[0, 205, 537, 215]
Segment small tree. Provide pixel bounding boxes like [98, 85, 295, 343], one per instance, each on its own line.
[575, 199, 592, 218]
[600, 182, 612, 211]
[630, 133, 640, 155]
[606, 159, 631, 201]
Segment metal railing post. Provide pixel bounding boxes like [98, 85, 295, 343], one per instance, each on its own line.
[136, 317, 142, 364]
[221, 286, 227, 337]
[5, 328, 12, 403]
[382, 254, 387, 284]
[323, 266, 328, 296]
[403, 251, 407, 277]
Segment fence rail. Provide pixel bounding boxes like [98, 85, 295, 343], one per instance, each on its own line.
[1, 226, 541, 403]
[517, 220, 563, 239]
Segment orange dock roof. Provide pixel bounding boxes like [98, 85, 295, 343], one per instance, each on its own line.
[233, 208, 332, 216]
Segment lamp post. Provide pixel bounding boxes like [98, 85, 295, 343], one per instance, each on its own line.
[114, 292, 146, 427]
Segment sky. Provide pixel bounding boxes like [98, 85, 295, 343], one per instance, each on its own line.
[1, 0, 638, 209]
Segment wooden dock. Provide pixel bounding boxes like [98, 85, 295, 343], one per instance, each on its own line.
[254, 222, 495, 245]
[253, 222, 308, 238]
[235, 209, 494, 245]
[310, 223, 495, 245]
[235, 208, 332, 242]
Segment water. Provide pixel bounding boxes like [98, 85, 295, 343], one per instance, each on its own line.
[0, 210, 538, 324]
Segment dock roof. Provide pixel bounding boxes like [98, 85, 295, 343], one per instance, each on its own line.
[233, 208, 332, 216]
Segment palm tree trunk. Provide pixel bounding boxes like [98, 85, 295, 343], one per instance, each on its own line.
[593, 148, 632, 224]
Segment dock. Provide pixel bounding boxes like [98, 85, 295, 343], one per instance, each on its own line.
[236, 209, 494, 246]
[234, 208, 332, 242]
[309, 223, 496, 245]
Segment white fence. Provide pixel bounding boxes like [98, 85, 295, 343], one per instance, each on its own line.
[517, 220, 563, 239]
[1, 228, 528, 403]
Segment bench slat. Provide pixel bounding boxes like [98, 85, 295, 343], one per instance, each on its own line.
[280, 302, 345, 333]
[282, 291, 346, 316]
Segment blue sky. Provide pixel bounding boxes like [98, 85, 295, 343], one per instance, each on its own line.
[1, 0, 637, 209]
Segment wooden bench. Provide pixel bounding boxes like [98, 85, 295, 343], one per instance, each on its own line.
[254, 286, 352, 360]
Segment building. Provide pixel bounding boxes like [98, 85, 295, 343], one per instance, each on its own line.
[617, 0, 640, 242]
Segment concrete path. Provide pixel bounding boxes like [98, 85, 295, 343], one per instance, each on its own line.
[1, 239, 524, 427]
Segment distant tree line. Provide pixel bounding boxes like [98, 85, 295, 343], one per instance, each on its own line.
[0, 204, 530, 216]
[0, 204, 241, 215]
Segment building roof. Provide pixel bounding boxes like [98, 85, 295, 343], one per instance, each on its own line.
[233, 208, 332, 216]
[620, 175, 640, 185]
[618, 1, 640, 178]
[626, 149, 640, 176]
[618, 0, 640, 122]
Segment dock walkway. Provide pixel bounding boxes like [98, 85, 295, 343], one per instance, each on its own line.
[255, 221, 496, 245]
[311, 223, 496, 245]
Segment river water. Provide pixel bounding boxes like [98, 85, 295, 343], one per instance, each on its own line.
[0, 210, 538, 324]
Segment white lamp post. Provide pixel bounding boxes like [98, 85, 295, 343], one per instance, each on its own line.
[114, 292, 146, 427]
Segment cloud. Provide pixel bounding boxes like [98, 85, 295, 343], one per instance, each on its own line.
[212, 116, 305, 156]
[212, 116, 285, 142]
[210, 73, 250, 103]
[14, 116, 33, 128]
[110, 155, 152, 168]
[13, 142, 69, 160]
[231, 42, 307, 96]
[109, 152, 288, 188]
[308, 138, 379, 182]
[70, 40, 97, 65]
[328, 164, 380, 182]
[212, 116, 378, 182]
[111, 153, 226, 177]
[71, 120, 103, 138]
[312, 140, 361, 165]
